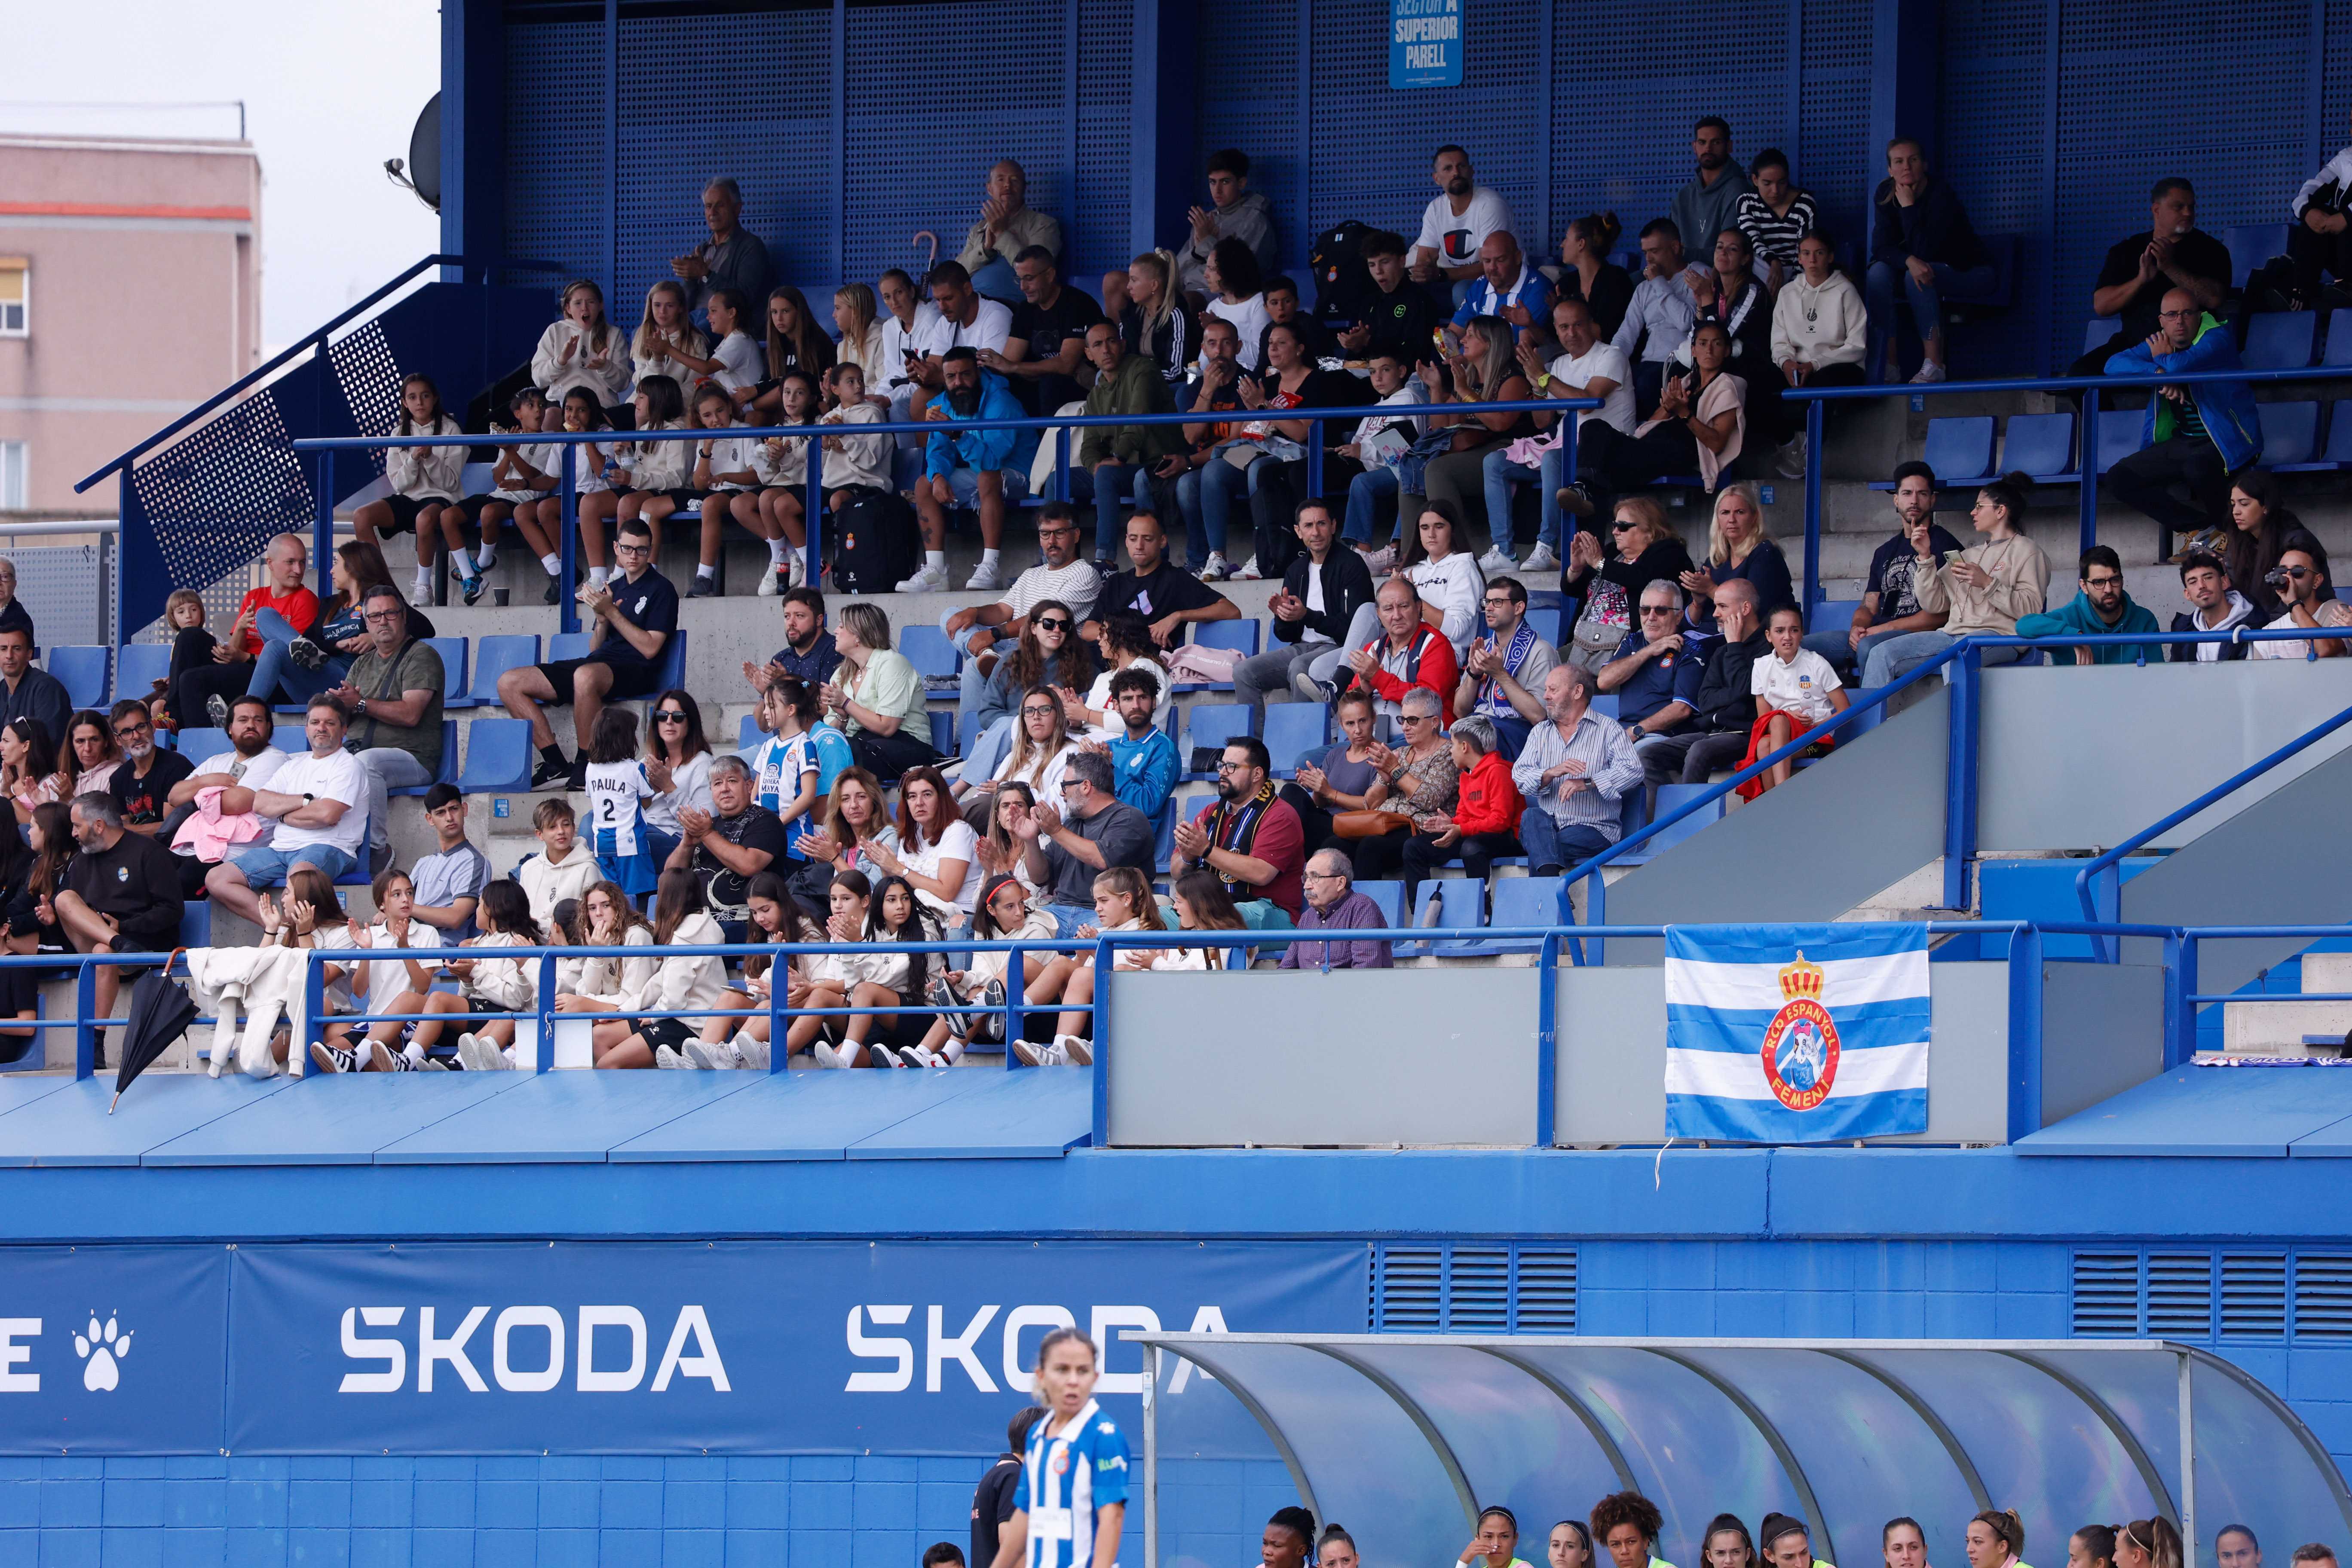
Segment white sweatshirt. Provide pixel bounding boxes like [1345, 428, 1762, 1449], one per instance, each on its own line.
[462, 931, 542, 1011]
[517, 844, 600, 931]
[385, 415, 466, 501]
[570, 924, 658, 1011]
[750, 432, 812, 490]
[648, 911, 729, 1017]
[632, 326, 710, 396]
[533, 319, 631, 407]
[622, 420, 692, 491]
[819, 401, 892, 491]
[1770, 272, 1869, 368]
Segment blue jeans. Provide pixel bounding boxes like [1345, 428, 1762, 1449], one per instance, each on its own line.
[1343, 466, 1401, 545]
[225, 840, 359, 889]
[1480, 444, 1566, 556]
[1072, 462, 1151, 562]
[1865, 259, 2000, 377]
[245, 607, 350, 704]
[1041, 901, 1093, 939]
[963, 714, 1015, 778]
[1859, 630, 2025, 690]
[940, 465, 1028, 508]
[1198, 450, 1269, 561]
[1516, 807, 1614, 877]
[1803, 624, 1917, 678]
[942, 607, 1011, 753]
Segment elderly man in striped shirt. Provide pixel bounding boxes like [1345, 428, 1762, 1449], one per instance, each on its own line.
[1510, 661, 1646, 877]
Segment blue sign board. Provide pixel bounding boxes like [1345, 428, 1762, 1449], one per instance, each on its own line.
[1390, 0, 1463, 89]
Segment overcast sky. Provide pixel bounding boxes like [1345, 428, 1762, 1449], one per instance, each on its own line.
[6, 0, 442, 352]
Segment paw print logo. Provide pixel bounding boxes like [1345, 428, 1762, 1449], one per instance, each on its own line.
[74, 1315, 131, 1392]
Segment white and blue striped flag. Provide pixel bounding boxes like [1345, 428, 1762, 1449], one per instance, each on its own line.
[1663, 923, 1931, 1142]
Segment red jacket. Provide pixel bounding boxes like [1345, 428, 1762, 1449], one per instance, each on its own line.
[1353, 623, 1459, 717]
[1453, 750, 1522, 838]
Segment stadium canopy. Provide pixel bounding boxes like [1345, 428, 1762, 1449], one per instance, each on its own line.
[1129, 1336, 2352, 1568]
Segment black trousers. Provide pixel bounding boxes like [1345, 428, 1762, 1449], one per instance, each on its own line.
[1401, 829, 1522, 908]
[2106, 436, 2233, 559]
[2288, 220, 2352, 304]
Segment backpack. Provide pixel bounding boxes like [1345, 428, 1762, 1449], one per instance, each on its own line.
[830, 488, 921, 595]
[1308, 220, 1375, 326]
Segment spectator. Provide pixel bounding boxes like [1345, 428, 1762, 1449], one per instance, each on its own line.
[2249, 533, 2350, 660]
[0, 557, 29, 644]
[1281, 690, 1382, 851]
[1277, 848, 1393, 969]
[1017, 864, 1164, 1064]
[2289, 119, 2352, 309]
[1554, 213, 1635, 341]
[1067, 611, 1170, 738]
[2217, 1530, 2261, 1568]
[821, 601, 936, 780]
[1348, 685, 1458, 882]
[2071, 178, 2232, 380]
[1561, 496, 1697, 670]
[2, 718, 65, 825]
[1390, 497, 1490, 655]
[101, 701, 189, 839]
[2286, 1548, 2334, 1568]
[1804, 461, 1959, 674]
[170, 533, 317, 731]
[56, 792, 183, 1036]
[1572, 321, 1746, 526]
[812, 362, 892, 517]
[1738, 606, 1850, 796]
[0, 628, 67, 756]
[1014, 747, 1155, 937]
[961, 687, 1077, 831]
[1455, 576, 1556, 758]
[517, 799, 599, 930]
[1342, 573, 1464, 719]
[984, 247, 1102, 416]
[663, 753, 792, 933]
[2223, 469, 2300, 622]
[941, 504, 1103, 735]
[630, 278, 712, 397]
[911, 262, 1016, 399]
[202, 695, 368, 925]
[1119, 249, 1197, 393]
[1336, 349, 1433, 564]
[1861, 473, 2052, 689]
[744, 679, 835, 857]
[1335, 230, 1440, 364]
[1257, 276, 1336, 367]
[2015, 544, 2166, 663]
[671, 176, 774, 323]
[1205, 321, 1371, 582]
[962, 599, 1096, 783]
[1089, 509, 1238, 649]
[1089, 665, 1179, 820]
[1771, 230, 1869, 409]
[1123, 867, 1250, 972]
[595, 868, 729, 1069]
[1640, 577, 1771, 783]
[1510, 662, 1646, 876]
[750, 585, 846, 692]
[501, 517, 676, 789]
[63, 712, 119, 799]
[1237, 499, 1376, 714]
[863, 765, 981, 924]
[1173, 736, 1305, 924]
[1178, 150, 1279, 303]
[955, 159, 1063, 299]
[351, 374, 466, 605]
[750, 286, 837, 416]
[1413, 145, 1516, 289]
[1684, 483, 1795, 626]
[405, 784, 490, 943]
[1172, 317, 1251, 573]
[1598, 580, 1709, 785]
[236, 540, 425, 718]
[788, 766, 900, 901]
[1866, 139, 1997, 383]
[1669, 118, 1755, 280]
[829, 282, 887, 384]
[876, 267, 945, 423]
[973, 1412, 1047, 1568]
[699, 289, 766, 405]
[2104, 286, 2262, 563]
[1455, 231, 1551, 343]
[1735, 149, 1819, 290]
[1201, 237, 1271, 374]
[1075, 323, 1184, 560]
[2170, 550, 2257, 661]
[1398, 713, 1522, 906]
[560, 877, 662, 1057]
[329, 583, 444, 871]
[1419, 317, 1537, 567]
[734, 374, 819, 597]
[1611, 220, 1703, 415]
[529, 279, 630, 424]
[901, 346, 1039, 594]
[1489, 295, 1637, 574]
[1687, 228, 1785, 444]
[603, 374, 693, 567]
[160, 695, 285, 894]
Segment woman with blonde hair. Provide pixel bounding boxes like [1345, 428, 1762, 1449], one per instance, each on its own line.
[1417, 314, 1537, 567]
[1122, 249, 1195, 393]
[631, 279, 712, 392]
[824, 601, 937, 778]
[1017, 865, 1164, 1066]
[830, 284, 886, 382]
[530, 279, 629, 426]
[1681, 480, 1794, 625]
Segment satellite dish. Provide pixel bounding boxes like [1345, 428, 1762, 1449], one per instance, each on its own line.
[407, 93, 441, 210]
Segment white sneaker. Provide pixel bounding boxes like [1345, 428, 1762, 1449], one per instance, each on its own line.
[905, 1044, 943, 1068]
[1476, 545, 1519, 575]
[1518, 542, 1561, 574]
[1057, 1033, 1094, 1066]
[756, 564, 782, 597]
[682, 1039, 730, 1070]
[812, 1040, 845, 1069]
[732, 1030, 771, 1071]
[964, 560, 1006, 592]
[894, 562, 949, 594]
[1013, 1039, 1060, 1066]
[654, 1044, 686, 1069]
[1357, 544, 1398, 574]
[454, 1034, 488, 1073]
[365, 1040, 397, 1073]
[1909, 361, 1948, 384]
[1197, 551, 1233, 582]
[1230, 557, 1262, 581]
[870, 1043, 906, 1068]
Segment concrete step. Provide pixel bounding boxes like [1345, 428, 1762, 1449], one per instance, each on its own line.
[2224, 952, 2352, 1053]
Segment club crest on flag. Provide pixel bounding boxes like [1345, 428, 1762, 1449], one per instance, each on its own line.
[1761, 952, 1837, 1109]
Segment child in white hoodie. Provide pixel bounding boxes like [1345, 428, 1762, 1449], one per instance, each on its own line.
[594, 868, 728, 1069]
[447, 881, 546, 1071]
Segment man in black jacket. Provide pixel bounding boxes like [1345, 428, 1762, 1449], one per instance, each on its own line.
[1631, 578, 1768, 784]
[1234, 499, 1375, 712]
[56, 792, 186, 1041]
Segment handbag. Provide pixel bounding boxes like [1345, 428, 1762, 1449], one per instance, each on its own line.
[1329, 810, 1414, 840]
[1568, 578, 1631, 664]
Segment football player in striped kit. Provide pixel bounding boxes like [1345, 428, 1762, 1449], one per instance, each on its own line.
[989, 1328, 1129, 1568]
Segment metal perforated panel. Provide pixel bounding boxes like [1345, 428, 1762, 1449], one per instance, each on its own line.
[329, 320, 404, 481]
[501, 16, 606, 287]
[1936, 0, 2049, 377]
[1194, 0, 1300, 262]
[1797, 0, 1873, 246]
[129, 388, 313, 604]
[1373, 1243, 1580, 1332]
[1075, 0, 1136, 279]
[2295, 1254, 2352, 1338]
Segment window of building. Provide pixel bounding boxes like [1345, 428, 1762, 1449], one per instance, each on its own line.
[0, 260, 23, 337]
[0, 444, 26, 509]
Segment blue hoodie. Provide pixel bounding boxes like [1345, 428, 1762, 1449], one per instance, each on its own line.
[924, 366, 1041, 481]
[2103, 312, 2262, 472]
[2014, 588, 2166, 665]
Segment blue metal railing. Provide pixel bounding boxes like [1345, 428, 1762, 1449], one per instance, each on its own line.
[291, 395, 1597, 635]
[1782, 362, 2352, 612]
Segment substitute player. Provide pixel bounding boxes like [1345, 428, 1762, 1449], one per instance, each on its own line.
[988, 1328, 1129, 1568]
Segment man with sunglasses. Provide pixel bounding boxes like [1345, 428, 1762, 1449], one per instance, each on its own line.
[101, 698, 192, 837]
[941, 502, 1104, 747]
[2248, 541, 2352, 660]
[1597, 581, 1708, 785]
[333, 582, 447, 870]
[2014, 544, 2165, 665]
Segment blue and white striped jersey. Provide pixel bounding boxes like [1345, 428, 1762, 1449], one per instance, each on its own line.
[1022, 1397, 1129, 1568]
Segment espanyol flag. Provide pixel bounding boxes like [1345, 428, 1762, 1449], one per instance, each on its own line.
[1663, 922, 1930, 1142]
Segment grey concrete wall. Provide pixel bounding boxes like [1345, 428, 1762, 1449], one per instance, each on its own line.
[2039, 962, 2165, 1124]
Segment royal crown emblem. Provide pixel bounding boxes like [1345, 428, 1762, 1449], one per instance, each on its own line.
[1761, 950, 1840, 1110]
[1778, 952, 1825, 1003]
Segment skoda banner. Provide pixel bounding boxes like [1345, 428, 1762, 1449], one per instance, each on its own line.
[0, 1240, 1366, 1454]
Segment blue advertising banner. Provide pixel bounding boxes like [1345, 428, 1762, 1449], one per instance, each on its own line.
[1390, 0, 1463, 88]
[0, 1245, 230, 1453]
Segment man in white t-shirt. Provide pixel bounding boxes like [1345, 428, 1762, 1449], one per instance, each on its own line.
[1479, 297, 1634, 573]
[2248, 542, 2352, 660]
[161, 694, 291, 896]
[204, 694, 371, 922]
[1412, 145, 1515, 291]
[1748, 606, 1847, 796]
[910, 263, 1014, 407]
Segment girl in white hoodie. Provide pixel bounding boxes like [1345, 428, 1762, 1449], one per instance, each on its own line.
[595, 868, 728, 1069]
[353, 374, 466, 604]
[555, 878, 657, 1058]
[610, 375, 694, 567]
[530, 279, 630, 424]
[446, 881, 545, 1072]
[790, 868, 921, 1069]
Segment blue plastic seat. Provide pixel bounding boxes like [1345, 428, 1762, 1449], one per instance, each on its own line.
[1433, 876, 1565, 957]
[1181, 702, 1255, 780]
[1917, 417, 1995, 487]
[2242, 312, 2317, 372]
[546, 631, 592, 663]
[388, 721, 461, 797]
[2257, 401, 2320, 467]
[1810, 600, 1861, 635]
[1398, 877, 1483, 959]
[456, 717, 535, 794]
[176, 729, 233, 768]
[178, 903, 212, 949]
[1588, 692, 1619, 720]
[652, 630, 688, 694]
[2093, 409, 2145, 474]
[2000, 412, 2079, 481]
[1353, 879, 1403, 929]
[2083, 318, 2121, 355]
[459, 634, 540, 709]
[900, 625, 958, 680]
[1614, 783, 1725, 866]
[739, 713, 764, 749]
[116, 643, 173, 703]
[2278, 399, 2352, 473]
[1525, 605, 1563, 646]
[423, 637, 469, 705]
[928, 710, 956, 756]
[2327, 314, 2352, 368]
[1264, 701, 1329, 777]
[47, 646, 109, 709]
[2225, 223, 2290, 288]
[272, 725, 308, 755]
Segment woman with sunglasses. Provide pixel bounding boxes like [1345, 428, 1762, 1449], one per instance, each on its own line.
[964, 598, 1094, 782]
[1561, 497, 1694, 668]
[640, 689, 713, 868]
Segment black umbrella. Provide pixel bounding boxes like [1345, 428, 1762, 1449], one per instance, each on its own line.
[111, 955, 197, 1113]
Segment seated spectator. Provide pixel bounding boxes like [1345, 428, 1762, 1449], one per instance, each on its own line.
[1087, 666, 1179, 821]
[1012, 747, 1155, 937]
[1017, 865, 1165, 1065]
[1208, 322, 1372, 582]
[1348, 686, 1458, 883]
[956, 159, 1063, 299]
[2249, 533, 2351, 660]
[1334, 230, 1439, 364]
[1075, 324, 1184, 561]
[251, 868, 369, 1071]
[202, 695, 368, 924]
[1455, 576, 1556, 758]
[1341, 572, 1464, 717]
[1553, 213, 1635, 341]
[596, 868, 729, 1070]
[1861, 473, 2051, 689]
[1560, 497, 1696, 669]
[56, 791, 183, 1034]
[1487, 296, 1636, 574]
[529, 279, 630, 428]
[410, 880, 547, 1073]
[306, 867, 436, 1073]
[1599, 581, 1708, 785]
[1639, 577, 1770, 783]
[159, 695, 286, 892]
[1237, 500, 1376, 714]
[230, 541, 415, 713]
[789, 766, 900, 900]
[1735, 149, 1819, 290]
[152, 589, 215, 726]
[518, 798, 599, 930]
[863, 765, 980, 925]
[1119, 249, 1198, 394]
[170, 533, 317, 730]
[901, 346, 1039, 594]
[983, 247, 1102, 416]
[1803, 461, 1958, 675]
[1277, 692, 1382, 855]
[1612, 220, 1703, 416]
[330, 583, 444, 870]
[1069, 612, 1169, 738]
[1670, 118, 1755, 280]
[698, 289, 766, 407]
[1172, 317, 1251, 573]
[876, 267, 945, 423]
[942, 504, 1102, 732]
[671, 176, 774, 324]
[1686, 227, 1788, 443]
[1278, 849, 1394, 969]
[822, 602, 938, 781]
[630, 278, 713, 398]
[910, 260, 1015, 400]
[1125, 867, 1249, 973]
[1414, 146, 1516, 288]
[1684, 483, 1795, 627]
[1258, 276, 1336, 366]
[1771, 231, 1868, 470]
[1335, 350, 1433, 563]
[746, 679, 837, 860]
[1172, 736, 1304, 925]
[1455, 232, 1551, 342]
[1398, 713, 1523, 907]
[925, 871, 1056, 1060]
[406, 784, 490, 943]
[727, 378, 812, 597]
[500, 517, 674, 789]
[564, 876, 665, 1056]
[2015, 545, 2166, 664]
[695, 870, 818, 1068]
[1866, 139, 1997, 383]
[663, 754, 791, 934]
[749, 287, 836, 418]
[1510, 663, 1645, 876]
[2289, 121, 2352, 309]
[9, 798, 71, 953]
[0, 557, 28, 645]
[2224, 470, 2300, 622]
[64, 712, 120, 799]
[2104, 287, 2262, 564]
[959, 687, 1076, 830]
[963, 598, 1096, 781]
[364, 374, 469, 605]
[748, 585, 845, 692]
[2169, 550, 2257, 661]
[813, 367, 893, 543]
[1736, 606, 1849, 797]
[1177, 150, 1280, 304]
[102, 701, 189, 839]
[2070, 178, 2232, 380]
[1572, 320, 1745, 524]
[1089, 509, 1237, 650]
[1417, 316, 1536, 567]
[1201, 238, 1272, 374]
[2, 718, 64, 826]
